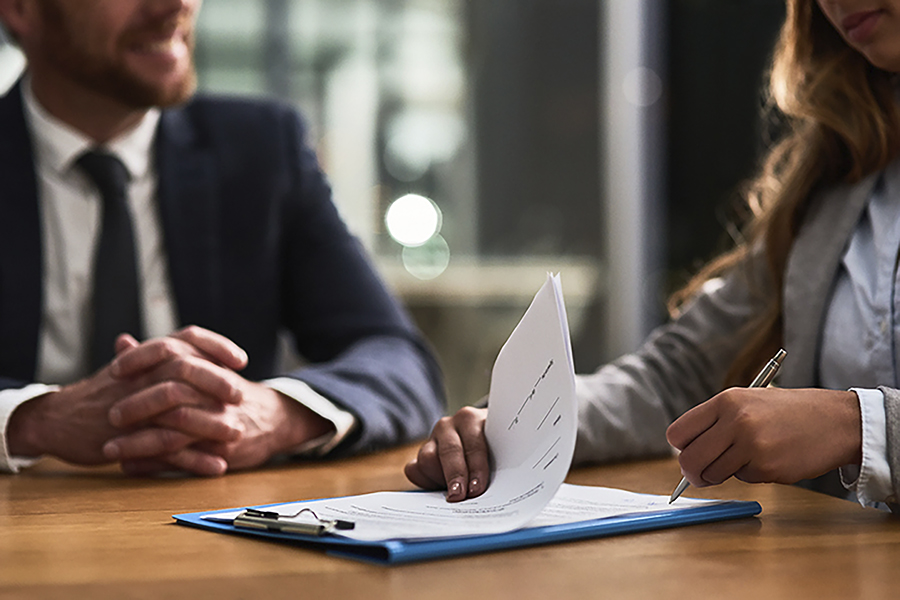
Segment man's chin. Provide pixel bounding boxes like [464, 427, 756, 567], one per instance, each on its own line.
[99, 71, 197, 109]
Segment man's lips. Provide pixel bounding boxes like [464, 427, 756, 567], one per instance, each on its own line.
[133, 38, 179, 53]
[126, 28, 192, 57]
[125, 18, 192, 54]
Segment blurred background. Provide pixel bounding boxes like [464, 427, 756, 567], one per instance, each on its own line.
[0, 0, 785, 413]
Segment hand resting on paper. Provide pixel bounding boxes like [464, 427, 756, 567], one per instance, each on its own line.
[404, 406, 490, 502]
[406, 273, 575, 505]
[665, 387, 862, 488]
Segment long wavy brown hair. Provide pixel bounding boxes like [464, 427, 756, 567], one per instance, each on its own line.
[669, 0, 900, 386]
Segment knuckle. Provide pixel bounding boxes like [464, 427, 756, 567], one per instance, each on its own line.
[665, 424, 685, 448]
[417, 441, 437, 462]
[159, 429, 184, 452]
[160, 381, 186, 407]
[437, 439, 464, 458]
[733, 407, 761, 434]
[455, 406, 482, 423]
[159, 338, 182, 358]
[716, 388, 742, 410]
[224, 378, 242, 404]
[173, 357, 195, 380]
[167, 406, 191, 428]
[159, 381, 176, 405]
[180, 325, 202, 338]
[432, 416, 455, 435]
[226, 418, 245, 440]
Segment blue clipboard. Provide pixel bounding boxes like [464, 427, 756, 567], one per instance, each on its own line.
[173, 498, 761, 565]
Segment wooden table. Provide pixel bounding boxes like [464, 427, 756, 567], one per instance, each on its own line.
[2, 447, 899, 599]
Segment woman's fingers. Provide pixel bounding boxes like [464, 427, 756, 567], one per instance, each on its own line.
[404, 439, 444, 489]
[404, 407, 489, 502]
[454, 407, 490, 498]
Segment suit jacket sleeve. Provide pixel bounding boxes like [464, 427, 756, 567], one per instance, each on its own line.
[572, 247, 770, 465]
[263, 105, 446, 455]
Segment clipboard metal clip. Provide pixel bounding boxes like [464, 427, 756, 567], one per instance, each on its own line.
[233, 507, 355, 537]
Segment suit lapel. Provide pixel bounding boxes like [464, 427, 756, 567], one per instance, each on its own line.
[155, 107, 221, 330]
[781, 174, 878, 388]
[0, 81, 42, 381]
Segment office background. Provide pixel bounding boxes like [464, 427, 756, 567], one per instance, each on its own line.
[0, 0, 785, 413]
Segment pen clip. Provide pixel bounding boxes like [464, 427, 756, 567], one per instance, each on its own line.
[233, 507, 355, 537]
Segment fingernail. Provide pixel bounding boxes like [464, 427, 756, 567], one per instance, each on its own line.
[103, 441, 120, 460]
[448, 479, 464, 500]
[108, 360, 121, 377]
[109, 407, 121, 427]
[469, 478, 480, 495]
[214, 458, 228, 476]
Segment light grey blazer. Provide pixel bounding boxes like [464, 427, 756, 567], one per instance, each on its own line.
[574, 172, 900, 505]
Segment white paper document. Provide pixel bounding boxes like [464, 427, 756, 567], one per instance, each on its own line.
[206, 274, 712, 542]
[208, 483, 712, 542]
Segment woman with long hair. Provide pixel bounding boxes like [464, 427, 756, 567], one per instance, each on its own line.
[406, 0, 900, 510]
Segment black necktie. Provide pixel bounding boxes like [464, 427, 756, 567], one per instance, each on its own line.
[76, 150, 144, 371]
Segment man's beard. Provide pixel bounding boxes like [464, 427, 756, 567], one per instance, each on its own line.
[36, 0, 197, 109]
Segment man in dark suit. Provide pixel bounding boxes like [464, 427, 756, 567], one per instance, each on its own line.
[0, 0, 444, 475]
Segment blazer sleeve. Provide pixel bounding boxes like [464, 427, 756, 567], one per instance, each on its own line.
[271, 108, 445, 455]
[572, 247, 771, 465]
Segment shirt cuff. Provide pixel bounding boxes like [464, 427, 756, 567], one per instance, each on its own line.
[0, 383, 59, 473]
[263, 377, 357, 457]
[840, 388, 895, 507]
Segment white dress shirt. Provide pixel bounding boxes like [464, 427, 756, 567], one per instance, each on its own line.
[0, 82, 354, 472]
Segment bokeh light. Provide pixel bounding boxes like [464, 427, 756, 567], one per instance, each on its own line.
[385, 193, 442, 247]
[402, 234, 451, 280]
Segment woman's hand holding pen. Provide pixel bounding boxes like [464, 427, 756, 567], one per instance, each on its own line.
[666, 387, 863, 488]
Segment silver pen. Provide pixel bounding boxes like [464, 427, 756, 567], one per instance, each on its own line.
[668, 348, 787, 503]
